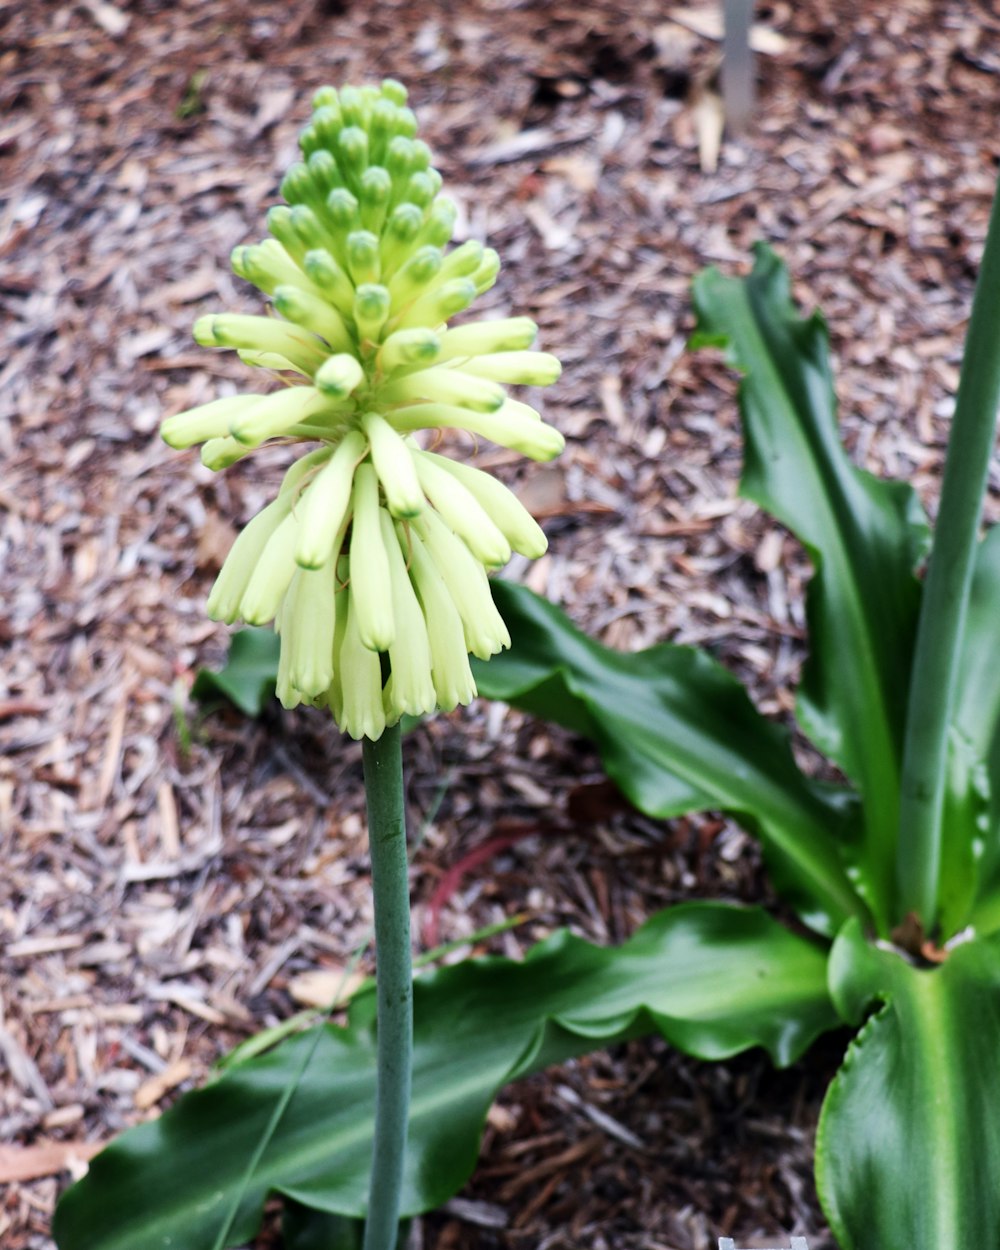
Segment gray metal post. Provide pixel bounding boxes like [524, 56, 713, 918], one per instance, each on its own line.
[722, 0, 755, 133]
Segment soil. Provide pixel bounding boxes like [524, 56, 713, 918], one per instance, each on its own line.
[2, 0, 1000, 1247]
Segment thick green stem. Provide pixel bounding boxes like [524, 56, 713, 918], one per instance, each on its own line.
[362, 723, 411, 1250]
[897, 183, 1000, 929]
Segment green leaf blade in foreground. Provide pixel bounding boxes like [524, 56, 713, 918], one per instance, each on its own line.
[817, 920, 1000, 1250]
[475, 580, 865, 936]
[692, 245, 928, 928]
[954, 525, 1000, 930]
[54, 903, 836, 1250]
[192, 626, 280, 717]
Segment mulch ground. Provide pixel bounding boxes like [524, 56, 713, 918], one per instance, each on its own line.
[2, 0, 1000, 1246]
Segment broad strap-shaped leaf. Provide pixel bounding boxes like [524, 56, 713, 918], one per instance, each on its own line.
[54, 904, 836, 1250]
[693, 245, 929, 928]
[475, 580, 865, 936]
[954, 525, 1000, 931]
[192, 626, 280, 717]
[817, 920, 1000, 1250]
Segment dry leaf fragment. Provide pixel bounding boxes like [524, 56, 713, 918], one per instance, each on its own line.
[693, 84, 725, 173]
[288, 967, 367, 1008]
[134, 1058, 193, 1110]
[0, 1140, 104, 1183]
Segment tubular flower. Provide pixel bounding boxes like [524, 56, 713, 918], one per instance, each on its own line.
[161, 79, 563, 739]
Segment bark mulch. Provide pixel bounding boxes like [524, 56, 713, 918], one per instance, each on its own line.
[2, 1, 999, 1247]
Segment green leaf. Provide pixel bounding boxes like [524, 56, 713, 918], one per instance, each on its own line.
[692, 245, 929, 928]
[475, 580, 865, 936]
[192, 627, 280, 717]
[817, 920, 1000, 1250]
[954, 525, 1000, 929]
[282, 1204, 364, 1250]
[54, 903, 835, 1250]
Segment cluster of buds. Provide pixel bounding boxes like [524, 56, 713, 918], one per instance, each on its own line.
[162, 79, 563, 740]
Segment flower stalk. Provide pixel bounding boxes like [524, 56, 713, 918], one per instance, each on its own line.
[361, 723, 411, 1250]
[897, 182, 1000, 930]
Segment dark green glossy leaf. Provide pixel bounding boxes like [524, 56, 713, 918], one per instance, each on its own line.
[192, 626, 280, 717]
[281, 1204, 364, 1250]
[54, 903, 835, 1250]
[693, 245, 929, 928]
[475, 580, 864, 936]
[817, 920, 1000, 1250]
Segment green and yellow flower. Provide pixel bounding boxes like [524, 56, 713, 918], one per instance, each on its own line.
[162, 79, 562, 739]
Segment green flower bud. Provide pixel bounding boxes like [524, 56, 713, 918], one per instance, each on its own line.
[193, 314, 327, 375]
[354, 283, 391, 342]
[346, 230, 381, 285]
[381, 365, 505, 413]
[303, 248, 356, 317]
[359, 166, 393, 233]
[414, 197, 458, 249]
[404, 171, 438, 209]
[281, 162, 317, 208]
[378, 509, 436, 719]
[208, 495, 292, 623]
[418, 451, 547, 557]
[338, 86, 366, 129]
[394, 277, 477, 330]
[311, 106, 344, 153]
[378, 327, 440, 373]
[385, 137, 416, 183]
[380, 202, 425, 272]
[394, 107, 418, 139]
[389, 401, 564, 461]
[240, 510, 301, 625]
[349, 463, 395, 651]
[404, 527, 476, 711]
[380, 78, 408, 107]
[338, 585, 387, 741]
[414, 507, 510, 659]
[201, 436, 253, 471]
[325, 576, 350, 723]
[161, 395, 258, 449]
[283, 561, 337, 697]
[315, 353, 364, 400]
[410, 140, 432, 172]
[439, 239, 485, 281]
[237, 348, 301, 373]
[232, 240, 323, 300]
[387, 245, 443, 311]
[362, 411, 425, 517]
[413, 451, 510, 566]
[294, 430, 366, 569]
[312, 85, 340, 112]
[326, 187, 361, 236]
[290, 205, 328, 253]
[229, 385, 331, 447]
[458, 350, 563, 386]
[437, 317, 537, 360]
[273, 285, 354, 354]
[472, 248, 501, 294]
[337, 125, 369, 185]
[368, 100, 400, 165]
[307, 149, 343, 197]
[266, 205, 307, 263]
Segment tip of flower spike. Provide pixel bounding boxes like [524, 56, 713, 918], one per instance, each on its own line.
[380, 78, 408, 106]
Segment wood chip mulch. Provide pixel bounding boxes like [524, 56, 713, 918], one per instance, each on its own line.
[3, 1, 999, 1247]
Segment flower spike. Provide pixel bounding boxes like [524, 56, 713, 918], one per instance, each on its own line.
[161, 80, 562, 738]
